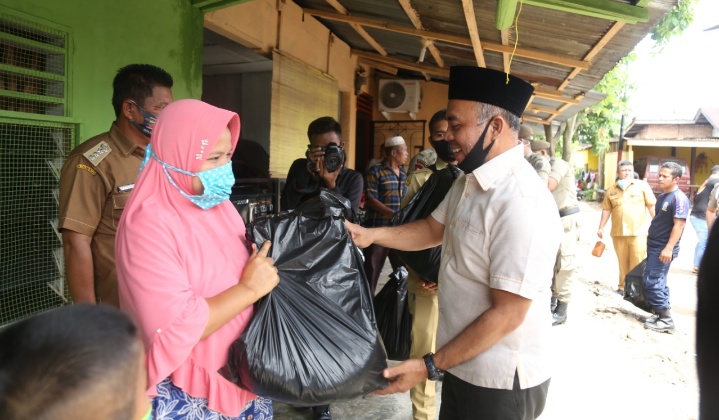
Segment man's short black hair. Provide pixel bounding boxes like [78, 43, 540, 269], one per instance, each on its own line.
[429, 109, 447, 133]
[112, 64, 173, 117]
[0, 304, 142, 419]
[307, 116, 342, 143]
[618, 160, 633, 168]
[662, 161, 683, 179]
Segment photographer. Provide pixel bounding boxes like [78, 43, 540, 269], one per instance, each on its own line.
[281, 117, 363, 221]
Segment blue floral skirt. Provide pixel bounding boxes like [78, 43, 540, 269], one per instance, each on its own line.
[152, 377, 273, 420]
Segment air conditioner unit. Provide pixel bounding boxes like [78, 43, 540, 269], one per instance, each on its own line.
[378, 79, 421, 114]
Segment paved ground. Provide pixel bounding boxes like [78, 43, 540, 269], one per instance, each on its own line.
[274, 199, 700, 419]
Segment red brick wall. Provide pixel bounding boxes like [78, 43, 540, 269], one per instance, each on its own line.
[636, 123, 713, 138]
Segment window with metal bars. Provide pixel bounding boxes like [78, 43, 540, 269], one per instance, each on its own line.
[0, 10, 67, 116]
[0, 9, 72, 325]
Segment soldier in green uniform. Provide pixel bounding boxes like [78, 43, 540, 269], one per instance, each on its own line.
[59, 64, 173, 307]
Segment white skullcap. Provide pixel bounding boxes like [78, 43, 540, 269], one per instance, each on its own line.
[385, 136, 406, 147]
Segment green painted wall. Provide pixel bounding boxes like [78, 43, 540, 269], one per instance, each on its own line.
[1, 0, 203, 143]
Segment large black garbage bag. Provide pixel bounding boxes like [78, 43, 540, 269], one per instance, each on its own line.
[391, 165, 461, 283]
[624, 259, 652, 313]
[220, 189, 388, 406]
[373, 267, 412, 361]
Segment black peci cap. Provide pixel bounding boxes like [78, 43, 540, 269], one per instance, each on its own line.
[448, 66, 534, 118]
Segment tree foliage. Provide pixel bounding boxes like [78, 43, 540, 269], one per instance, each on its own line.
[572, 0, 696, 154]
[574, 54, 635, 154]
[651, 0, 697, 51]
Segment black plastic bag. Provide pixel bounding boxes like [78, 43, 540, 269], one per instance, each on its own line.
[624, 259, 652, 313]
[220, 189, 388, 406]
[374, 267, 412, 361]
[390, 165, 461, 283]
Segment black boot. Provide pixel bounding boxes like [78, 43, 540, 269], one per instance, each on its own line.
[312, 405, 332, 420]
[550, 297, 557, 313]
[644, 309, 674, 333]
[552, 301, 568, 326]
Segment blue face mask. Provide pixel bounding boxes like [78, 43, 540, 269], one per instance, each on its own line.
[617, 179, 630, 190]
[144, 146, 235, 210]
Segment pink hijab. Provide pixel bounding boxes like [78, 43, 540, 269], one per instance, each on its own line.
[116, 99, 256, 416]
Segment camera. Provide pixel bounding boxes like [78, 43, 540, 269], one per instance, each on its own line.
[307, 143, 345, 174]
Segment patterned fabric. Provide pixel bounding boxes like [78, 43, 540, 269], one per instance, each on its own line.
[364, 161, 407, 226]
[152, 378, 273, 420]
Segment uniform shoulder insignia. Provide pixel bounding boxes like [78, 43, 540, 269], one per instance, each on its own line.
[83, 140, 112, 166]
[76, 163, 96, 175]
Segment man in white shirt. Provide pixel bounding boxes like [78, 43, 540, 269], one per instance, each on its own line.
[346, 66, 562, 419]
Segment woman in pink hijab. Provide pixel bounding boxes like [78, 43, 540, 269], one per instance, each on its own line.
[116, 99, 279, 419]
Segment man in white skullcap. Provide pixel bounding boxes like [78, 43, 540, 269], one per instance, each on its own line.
[362, 135, 409, 294]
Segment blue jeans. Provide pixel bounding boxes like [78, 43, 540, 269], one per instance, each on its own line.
[643, 246, 675, 311]
[690, 214, 709, 267]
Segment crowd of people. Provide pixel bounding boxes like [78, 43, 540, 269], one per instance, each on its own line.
[1, 62, 716, 420]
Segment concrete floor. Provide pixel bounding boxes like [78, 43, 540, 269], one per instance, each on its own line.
[273, 362, 442, 420]
[273, 262, 441, 420]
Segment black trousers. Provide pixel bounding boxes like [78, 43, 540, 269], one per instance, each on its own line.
[439, 371, 550, 420]
[362, 244, 403, 295]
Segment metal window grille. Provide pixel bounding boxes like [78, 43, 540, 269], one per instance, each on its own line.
[0, 10, 67, 116]
[0, 10, 71, 326]
[0, 119, 73, 325]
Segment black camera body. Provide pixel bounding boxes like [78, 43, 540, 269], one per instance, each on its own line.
[307, 143, 345, 174]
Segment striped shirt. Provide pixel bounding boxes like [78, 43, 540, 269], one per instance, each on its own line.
[364, 161, 407, 226]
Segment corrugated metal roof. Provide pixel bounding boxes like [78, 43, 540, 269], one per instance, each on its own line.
[294, 0, 679, 124]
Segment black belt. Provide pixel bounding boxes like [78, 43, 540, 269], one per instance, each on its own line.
[559, 206, 580, 218]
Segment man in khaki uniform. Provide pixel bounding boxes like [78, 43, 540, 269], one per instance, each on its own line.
[597, 160, 656, 294]
[59, 64, 173, 306]
[533, 140, 580, 325]
[402, 109, 457, 420]
[519, 124, 550, 181]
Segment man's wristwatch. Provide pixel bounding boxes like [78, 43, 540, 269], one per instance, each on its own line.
[423, 352, 444, 381]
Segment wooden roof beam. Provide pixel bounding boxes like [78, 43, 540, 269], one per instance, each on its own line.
[523, 0, 648, 23]
[358, 58, 398, 75]
[527, 105, 562, 115]
[547, 94, 585, 122]
[351, 49, 449, 78]
[323, 0, 388, 56]
[397, 0, 445, 68]
[557, 21, 624, 91]
[303, 9, 589, 70]
[500, 29, 510, 73]
[522, 115, 551, 125]
[533, 86, 581, 104]
[461, 0, 486, 67]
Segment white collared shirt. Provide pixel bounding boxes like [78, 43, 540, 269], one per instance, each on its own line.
[431, 144, 562, 390]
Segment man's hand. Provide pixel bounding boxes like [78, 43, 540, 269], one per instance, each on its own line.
[344, 220, 373, 248]
[659, 247, 674, 263]
[313, 153, 341, 189]
[372, 358, 427, 395]
[597, 228, 604, 239]
[420, 280, 438, 291]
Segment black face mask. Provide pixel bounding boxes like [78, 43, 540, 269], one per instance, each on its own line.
[430, 139, 456, 163]
[457, 121, 495, 173]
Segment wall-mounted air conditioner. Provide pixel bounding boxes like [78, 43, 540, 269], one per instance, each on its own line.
[378, 79, 421, 114]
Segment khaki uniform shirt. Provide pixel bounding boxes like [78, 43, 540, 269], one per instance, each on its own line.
[708, 183, 719, 210]
[602, 180, 656, 237]
[549, 157, 579, 211]
[401, 159, 449, 296]
[525, 151, 550, 182]
[58, 123, 145, 306]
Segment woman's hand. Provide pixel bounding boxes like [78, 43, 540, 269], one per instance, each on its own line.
[239, 241, 279, 301]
